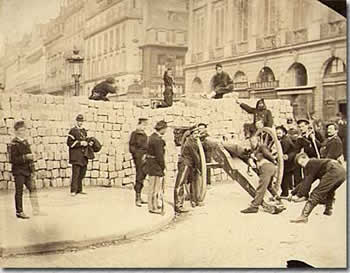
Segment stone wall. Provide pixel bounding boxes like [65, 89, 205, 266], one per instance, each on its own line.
[0, 94, 293, 191]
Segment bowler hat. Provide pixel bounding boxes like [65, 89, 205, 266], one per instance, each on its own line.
[276, 125, 288, 135]
[14, 120, 26, 130]
[197, 122, 208, 128]
[76, 114, 84, 121]
[296, 119, 310, 125]
[154, 120, 167, 131]
[106, 77, 115, 84]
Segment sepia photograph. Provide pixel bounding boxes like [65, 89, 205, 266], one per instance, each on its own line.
[0, 0, 347, 269]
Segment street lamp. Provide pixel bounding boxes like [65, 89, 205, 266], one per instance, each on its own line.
[66, 49, 84, 96]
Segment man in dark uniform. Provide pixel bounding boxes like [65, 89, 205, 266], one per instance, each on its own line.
[89, 77, 117, 101]
[144, 120, 167, 214]
[208, 63, 234, 99]
[174, 127, 201, 213]
[129, 117, 149, 207]
[9, 121, 41, 219]
[290, 153, 346, 223]
[276, 125, 297, 196]
[67, 114, 92, 196]
[236, 99, 273, 138]
[336, 112, 347, 161]
[294, 119, 323, 158]
[320, 122, 343, 161]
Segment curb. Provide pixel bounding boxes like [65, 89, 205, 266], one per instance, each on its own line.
[0, 202, 174, 258]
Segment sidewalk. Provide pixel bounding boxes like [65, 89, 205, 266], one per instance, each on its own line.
[0, 187, 174, 257]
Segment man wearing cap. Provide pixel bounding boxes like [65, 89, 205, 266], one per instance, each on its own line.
[295, 119, 323, 158]
[290, 153, 346, 223]
[129, 117, 149, 207]
[276, 125, 297, 196]
[320, 122, 343, 162]
[208, 63, 234, 99]
[89, 77, 117, 101]
[67, 114, 92, 196]
[144, 120, 167, 214]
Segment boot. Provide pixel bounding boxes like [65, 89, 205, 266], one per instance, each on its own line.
[290, 201, 316, 223]
[241, 205, 259, 214]
[323, 200, 334, 216]
[135, 193, 142, 207]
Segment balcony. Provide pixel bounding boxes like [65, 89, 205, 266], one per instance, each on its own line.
[234, 82, 249, 90]
[256, 35, 277, 51]
[250, 80, 279, 90]
[285, 28, 308, 45]
[320, 20, 346, 39]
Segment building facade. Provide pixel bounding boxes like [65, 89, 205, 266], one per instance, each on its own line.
[2, 25, 48, 95]
[44, 0, 86, 96]
[84, 0, 188, 98]
[185, 0, 346, 120]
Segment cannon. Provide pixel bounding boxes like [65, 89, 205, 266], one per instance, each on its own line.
[173, 126, 285, 214]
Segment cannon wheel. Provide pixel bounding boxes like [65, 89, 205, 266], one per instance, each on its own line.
[255, 127, 284, 190]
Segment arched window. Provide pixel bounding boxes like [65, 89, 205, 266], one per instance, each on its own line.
[257, 67, 275, 82]
[234, 71, 247, 83]
[286, 63, 308, 86]
[192, 77, 203, 93]
[325, 58, 346, 76]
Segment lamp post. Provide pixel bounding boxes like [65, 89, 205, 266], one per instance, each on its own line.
[66, 49, 84, 96]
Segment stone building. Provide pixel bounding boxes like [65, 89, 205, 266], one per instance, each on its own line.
[2, 25, 48, 95]
[44, 0, 86, 96]
[185, 0, 346, 120]
[84, 0, 188, 98]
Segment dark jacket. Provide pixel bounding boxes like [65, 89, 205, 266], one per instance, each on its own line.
[320, 135, 343, 160]
[9, 137, 34, 177]
[67, 126, 88, 166]
[279, 135, 297, 172]
[181, 136, 201, 170]
[163, 73, 175, 91]
[84, 137, 102, 160]
[129, 129, 148, 157]
[294, 132, 323, 158]
[144, 132, 166, 177]
[211, 71, 233, 91]
[293, 159, 344, 197]
[89, 81, 116, 101]
[240, 99, 273, 128]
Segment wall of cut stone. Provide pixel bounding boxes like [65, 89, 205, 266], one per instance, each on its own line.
[0, 94, 293, 191]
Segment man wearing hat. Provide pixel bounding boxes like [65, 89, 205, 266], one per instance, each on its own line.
[295, 119, 323, 158]
[290, 153, 346, 223]
[89, 77, 117, 101]
[276, 125, 297, 196]
[67, 114, 92, 196]
[129, 117, 149, 207]
[144, 120, 168, 214]
[320, 122, 343, 161]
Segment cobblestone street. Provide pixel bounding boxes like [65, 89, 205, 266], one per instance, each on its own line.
[1, 182, 346, 268]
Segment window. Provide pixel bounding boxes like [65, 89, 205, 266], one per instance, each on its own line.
[157, 55, 167, 76]
[193, 9, 205, 53]
[92, 37, 96, 57]
[175, 57, 184, 76]
[286, 63, 308, 86]
[263, 0, 276, 35]
[258, 67, 275, 82]
[175, 32, 185, 44]
[214, 2, 225, 47]
[326, 58, 345, 74]
[116, 27, 120, 49]
[110, 30, 114, 51]
[98, 35, 102, 55]
[235, 0, 248, 42]
[293, 0, 306, 30]
[104, 32, 108, 53]
[157, 31, 167, 43]
[121, 24, 126, 47]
